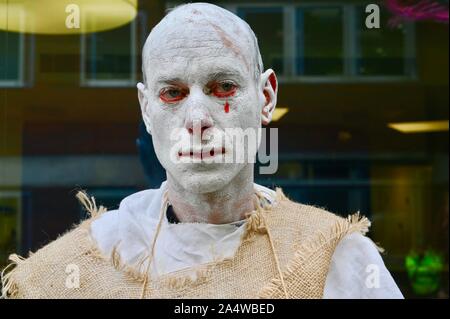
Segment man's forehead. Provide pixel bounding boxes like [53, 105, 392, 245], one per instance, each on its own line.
[161, 3, 247, 35]
[143, 4, 259, 77]
[148, 29, 230, 58]
[148, 57, 247, 84]
[147, 21, 250, 65]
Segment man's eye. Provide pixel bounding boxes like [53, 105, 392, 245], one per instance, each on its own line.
[167, 89, 181, 98]
[220, 82, 234, 92]
[212, 81, 237, 97]
[160, 87, 187, 103]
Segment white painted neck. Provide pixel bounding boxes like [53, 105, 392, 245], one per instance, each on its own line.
[166, 165, 256, 224]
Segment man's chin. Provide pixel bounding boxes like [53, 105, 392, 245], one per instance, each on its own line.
[175, 167, 239, 194]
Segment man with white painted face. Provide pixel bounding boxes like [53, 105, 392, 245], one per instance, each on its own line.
[2, 3, 403, 299]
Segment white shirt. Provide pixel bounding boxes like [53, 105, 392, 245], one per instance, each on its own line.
[90, 181, 403, 299]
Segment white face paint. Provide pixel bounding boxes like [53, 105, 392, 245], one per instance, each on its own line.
[138, 3, 277, 196]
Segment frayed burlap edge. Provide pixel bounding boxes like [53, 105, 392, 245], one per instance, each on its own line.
[1, 254, 25, 298]
[259, 196, 372, 298]
[1, 190, 107, 299]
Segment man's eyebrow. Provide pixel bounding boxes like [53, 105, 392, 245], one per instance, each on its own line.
[154, 68, 245, 85]
[207, 70, 244, 82]
[155, 76, 184, 85]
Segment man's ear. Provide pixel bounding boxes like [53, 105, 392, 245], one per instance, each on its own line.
[260, 69, 278, 125]
[137, 82, 152, 135]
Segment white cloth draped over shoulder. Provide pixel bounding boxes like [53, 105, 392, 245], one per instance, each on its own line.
[90, 181, 403, 299]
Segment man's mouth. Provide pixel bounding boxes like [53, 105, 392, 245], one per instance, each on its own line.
[178, 147, 226, 160]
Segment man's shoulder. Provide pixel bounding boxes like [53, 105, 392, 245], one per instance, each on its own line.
[269, 189, 371, 245]
[1, 220, 97, 298]
[257, 189, 372, 298]
[272, 189, 348, 228]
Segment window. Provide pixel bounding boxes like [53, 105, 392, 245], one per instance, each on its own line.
[80, 12, 146, 87]
[355, 6, 414, 76]
[297, 7, 344, 76]
[230, 3, 416, 81]
[237, 7, 284, 76]
[0, 31, 25, 87]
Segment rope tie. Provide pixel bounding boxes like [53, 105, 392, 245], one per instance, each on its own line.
[140, 191, 168, 298]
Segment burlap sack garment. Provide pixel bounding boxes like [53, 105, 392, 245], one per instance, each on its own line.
[1, 189, 370, 298]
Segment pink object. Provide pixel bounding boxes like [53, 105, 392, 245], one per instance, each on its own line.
[385, 0, 449, 25]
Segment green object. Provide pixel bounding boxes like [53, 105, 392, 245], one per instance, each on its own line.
[405, 250, 444, 296]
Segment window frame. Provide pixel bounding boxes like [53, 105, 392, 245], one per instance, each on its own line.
[295, 4, 346, 78]
[79, 11, 147, 87]
[351, 3, 417, 79]
[0, 31, 26, 87]
[225, 1, 417, 83]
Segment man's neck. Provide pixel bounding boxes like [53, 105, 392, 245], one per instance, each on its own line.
[166, 166, 255, 224]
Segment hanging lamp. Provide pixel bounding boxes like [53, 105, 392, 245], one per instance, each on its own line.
[0, 0, 137, 34]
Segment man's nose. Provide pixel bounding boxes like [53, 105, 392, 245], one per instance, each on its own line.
[184, 90, 214, 136]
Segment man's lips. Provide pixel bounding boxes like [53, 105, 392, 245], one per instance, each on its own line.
[178, 147, 226, 159]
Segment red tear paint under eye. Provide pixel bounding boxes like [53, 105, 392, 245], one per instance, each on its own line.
[268, 73, 277, 91]
[224, 100, 230, 113]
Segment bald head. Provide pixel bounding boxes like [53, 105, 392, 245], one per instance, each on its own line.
[136, 3, 279, 195]
[141, 3, 263, 85]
